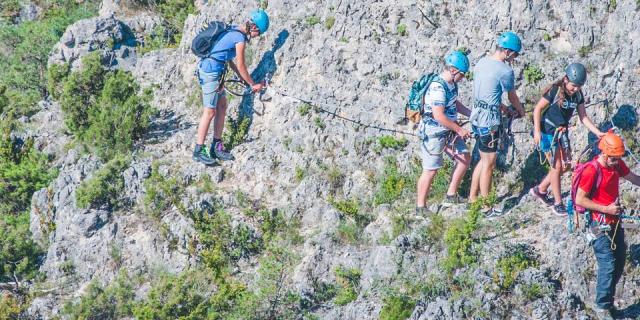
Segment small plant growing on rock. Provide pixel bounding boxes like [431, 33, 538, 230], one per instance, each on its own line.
[305, 15, 321, 26]
[379, 292, 416, 320]
[578, 45, 592, 57]
[397, 23, 408, 36]
[325, 16, 335, 30]
[294, 166, 305, 182]
[543, 33, 552, 41]
[298, 102, 312, 116]
[442, 202, 482, 275]
[314, 116, 326, 129]
[493, 244, 538, 291]
[524, 64, 545, 84]
[75, 154, 130, 209]
[376, 135, 408, 151]
[334, 266, 361, 305]
[373, 156, 411, 205]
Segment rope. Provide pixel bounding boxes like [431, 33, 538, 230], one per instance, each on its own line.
[268, 86, 420, 137]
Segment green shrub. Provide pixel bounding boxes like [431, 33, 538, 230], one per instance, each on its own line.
[62, 271, 136, 319]
[397, 23, 408, 36]
[143, 163, 185, 217]
[298, 102, 312, 116]
[493, 244, 538, 290]
[75, 154, 130, 209]
[328, 197, 360, 217]
[578, 45, 591, 57]
[0, 212, 44, 283]
[373, 157, 410, 205]
[132, 270, 216, 319]
[524, 64, 544, 84]
[0, 122, 57, 215]
[294, 166, 305, 182]
[521, 283, 551, 301]
[156, 0, 196, 45]
[58, 53, 156, 160]
[423, 213, 447, 244]
[377, 135, 408, 151]
[46, 62, 70, 100]
[0, 293, 22, 320]
[379, 293, 416, 320]
[442, 204, 482, 274]
[138, 25, 176, 55]
[543, 33, 552, 41]
[334, 266, 361, 305]
[304, 15, 321, 26]
[325, 16, 335, 29]
[609, 0, 617, 12]
[314, 116, 325, 129]
[223, 114, 250, 150]
[0, 1, 97, 116]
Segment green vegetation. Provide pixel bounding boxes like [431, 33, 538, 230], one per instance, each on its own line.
[379, 292, 416, 320]
[62, 271, 135, 318]
[442, 203, 482, 275]
[339, 37, 348, 43]
[373, 157, 418, 205]
[376, 135, 408, 151]
[1, 212, 44, 282]
[423, 212, 447, 244]
[0, 0, 97, 117]
[493, 244, 538, 290]
[298, 102, 312, 116]
[578, 45, 592, 58]
[294, 166, 305, 182]
[543, 33, 552, 41]
[56, 53, 156, 161]
[609, 0, 617, 12]
[328, 197, 360, 217]
[334, 266, 361, 305]
[326, 165, 344, 192]
[223, 114, 251, 150]
[397, 23, 408, 36]
[143, 162, 186, 217]
[135, 0, 196, 52]
[521, 283, 551, 301]
[314, 116, 326, 129]
[325, 16, 335, 30]
[305, 15, 321, 26]
[75, 154, 130, 209]
[524, 64, 545, 84]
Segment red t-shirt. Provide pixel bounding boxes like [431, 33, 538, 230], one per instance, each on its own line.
[578, 156, 630, 224]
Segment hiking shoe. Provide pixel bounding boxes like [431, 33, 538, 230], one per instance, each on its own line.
[415, 207, 434, 219]
[552, 203, 568, 216]
[594, 308, 614, 320]
[193, 145, 217, 165]
[210, 140, 235, 161]
[442, 194, 467, 207]
[529, 186, 554, 206]
[482, 207, 504, 218]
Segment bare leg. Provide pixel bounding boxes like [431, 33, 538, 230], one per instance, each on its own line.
[445, 149, 471, 196]
[469, 161, 482, 202]
[197, 108, 216, 145]
[479, 151, 497, 198]
[416, 169, 439, 207]
[212, 95, 228, 140]
[549, 148, 564, 205]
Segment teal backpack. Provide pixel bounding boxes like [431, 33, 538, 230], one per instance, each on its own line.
[405, 73, 448, 123]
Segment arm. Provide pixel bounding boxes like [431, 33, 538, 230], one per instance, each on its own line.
[455, 100, 471, 118]
[507, 90, 525, 117]
[623, 172, 640, 186]
[577, 103, 605, 137]
[575, 187, 620, 215]
[532, 97, 549, 145]
[432, 106, 470, 139]
[234, 42, 263, 92]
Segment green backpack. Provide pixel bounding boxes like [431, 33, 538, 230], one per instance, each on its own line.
[405, 73, 447, 123]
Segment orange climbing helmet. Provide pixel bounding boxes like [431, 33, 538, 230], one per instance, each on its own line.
[598, 130, 625, 157]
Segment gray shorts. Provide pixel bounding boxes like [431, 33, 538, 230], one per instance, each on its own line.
[420, 134, 469, 170]
[197, 68, 225, 109]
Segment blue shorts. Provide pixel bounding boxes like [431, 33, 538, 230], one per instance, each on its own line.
[197, 68, 225, 109]
[539, 133, 554, 152]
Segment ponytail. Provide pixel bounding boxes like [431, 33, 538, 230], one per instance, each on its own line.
[541, 77, 566, 106]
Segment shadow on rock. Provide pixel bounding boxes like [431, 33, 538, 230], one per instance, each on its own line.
[144, 110, 193, 144]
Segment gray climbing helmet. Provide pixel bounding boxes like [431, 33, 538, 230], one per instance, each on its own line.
[565, 63, 587, 86]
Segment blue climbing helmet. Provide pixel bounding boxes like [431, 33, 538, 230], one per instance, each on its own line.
[497, 31, 522, 53]
[250, 9, 269, 34]
[445, 51, 470, 73]
[565, 62, 587, 86]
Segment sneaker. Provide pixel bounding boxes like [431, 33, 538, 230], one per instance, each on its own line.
[552, 203, 568, 216]
[415, 207, 434, 219]
[210, 140, 235, 161]
[193, 145, 217, 165]
[442, 194, 466, 207]
[594, 307, 614, 320]
[529, 186, 554, 206]
[482, 207, 504, 218]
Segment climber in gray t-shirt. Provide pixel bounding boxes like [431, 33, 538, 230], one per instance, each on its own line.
[468, 31, 525, 217]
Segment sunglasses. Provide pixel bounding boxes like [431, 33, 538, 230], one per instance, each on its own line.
[608, 156, 622, 161]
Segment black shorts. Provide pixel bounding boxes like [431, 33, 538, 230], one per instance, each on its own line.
[474, 128, 500, 153]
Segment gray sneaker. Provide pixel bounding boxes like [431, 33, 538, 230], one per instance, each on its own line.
[529, 185, 554, 207]
[193, 145, 217, 165]
[210, 140, 235, 161]
[552, 203, 568, 216]
[415, 207, 434, 219]
[482, 207, 504, 218]
[442, 194, 466, 207]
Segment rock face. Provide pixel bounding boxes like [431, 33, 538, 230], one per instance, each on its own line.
[25, 0, 640, 318]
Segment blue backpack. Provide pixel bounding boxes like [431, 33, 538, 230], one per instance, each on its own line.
[405, 73, 450, 123]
